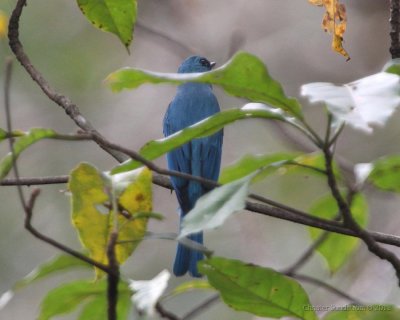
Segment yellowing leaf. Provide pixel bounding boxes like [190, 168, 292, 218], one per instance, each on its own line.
[115, 167, 152, 264]
[309, 0, 350, 60]
[0, 11, 8, 39]
[69, 163, 152, 277]
[69, 163, 110, 277]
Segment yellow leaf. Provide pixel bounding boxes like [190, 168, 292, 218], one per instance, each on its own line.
[308, 0, 324, 5]
[0, 11, 8, 39]
[69, 163, 152, 278]
[309, 0, 350, 60]
[115, 167, 152, 264]
[332, 34, 350, 61]
[69, 163, 110, 277]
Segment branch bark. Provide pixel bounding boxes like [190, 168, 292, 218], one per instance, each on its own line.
[390, 0, 400, 58]
[324, 146, 400, 285]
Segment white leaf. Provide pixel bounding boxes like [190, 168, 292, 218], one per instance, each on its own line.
[104, 167, 146, 197]
[129, 270, 170, 316]
[0, 291, 14, 309]
[354, 163, 373, 188]
[302, 73, 400, 133]
[179, 173, 255, 238]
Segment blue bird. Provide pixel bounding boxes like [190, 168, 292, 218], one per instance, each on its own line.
[163, 56, 223, 277]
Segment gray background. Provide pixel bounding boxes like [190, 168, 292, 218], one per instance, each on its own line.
[0, 1, 397, 319]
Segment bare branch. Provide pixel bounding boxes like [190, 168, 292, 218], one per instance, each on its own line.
[1, 175, 69, 186]
[155, 302, 181, 320]
[291, 273, 363, 305]
[4, 57, 27, 210]
[182, 294, 220, 320]
[3, 50, 111, 275]
[3, 174, 400, 248]
[390, 0, 400, 58]
[136, 21, 195, 58]
[324, 146, 400, 285]
[23, 190, 111, 273]
[107, 231, 120, 320]
[8, 0, 126, 162]
[283, 231, 330, 275]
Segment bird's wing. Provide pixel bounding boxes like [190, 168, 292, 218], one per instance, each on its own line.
[163, 96, 223, 212]
[199, 132, 223, 182]
[163, 103, 192, 212]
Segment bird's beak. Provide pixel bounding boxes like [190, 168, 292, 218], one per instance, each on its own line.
[210, 61, 216, 69]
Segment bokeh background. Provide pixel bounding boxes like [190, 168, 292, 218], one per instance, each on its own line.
[0, 0, 398, 319]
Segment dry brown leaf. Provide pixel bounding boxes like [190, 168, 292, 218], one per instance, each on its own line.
[309, 0, 350, 61]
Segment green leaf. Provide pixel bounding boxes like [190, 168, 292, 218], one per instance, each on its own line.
[38, 280, 104, 320]
[106, 51, 303, 118]
[38, 279, 130, 320]
[78, 285, 131, 320]
[0, 128, 57, 180]
[69, 163, 152, 278]
[383, 59, 400, 75]
[220, 152, 336, 185]
[165, 280, 214, 299]
[180, 173, 256, 238]
[77, 0, 137, 48]
[14, 254, 89, 290]
[323, 305, 400, 320]
[199, 257, 317, 320]
[112, 105, 288, 174]
[1, 255, 90, 310]
[219, 152, 297, 184]
[309, 193, 368, 273]
[368, 155, 400, 192]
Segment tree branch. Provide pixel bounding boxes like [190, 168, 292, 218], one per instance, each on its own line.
[155, 302, 181, 320]
[8, 0, 126, 162]
[107, 231, 119, 320]
[390, 0, 400, 58]
[3, 174, 400, 248]
[3, 56, 111, 275]
[283, 231, 330, 275]
[290, 273, 362, 305]
[324, 146, 400, 285]
[182, 294, 220, 320]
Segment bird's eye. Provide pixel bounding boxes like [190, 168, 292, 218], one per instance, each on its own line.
[199, 58, 210, 68]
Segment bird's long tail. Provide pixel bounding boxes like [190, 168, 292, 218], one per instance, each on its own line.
[173, 213, 204, 277]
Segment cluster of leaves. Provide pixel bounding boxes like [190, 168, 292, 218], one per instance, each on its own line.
[2, 1, 400, 320]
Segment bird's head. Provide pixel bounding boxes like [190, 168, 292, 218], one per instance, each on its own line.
[177, 56, 216, 73]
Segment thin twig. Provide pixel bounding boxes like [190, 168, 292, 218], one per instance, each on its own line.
[23, 191, 111, 273]
[4, 57, 26, 210]
[284, 192, 355, 275]
[283, 231, 330, 275]
[155, 302, 181, 320]
[390, 0, 400, 58]
[1, 175, 69, 185]
[182, 294, 220, 320]
[290, 273, 363, 305]
[136, 21, 195, 58]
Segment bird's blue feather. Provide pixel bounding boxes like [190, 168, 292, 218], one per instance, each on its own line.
[163, 56, 223, 277]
